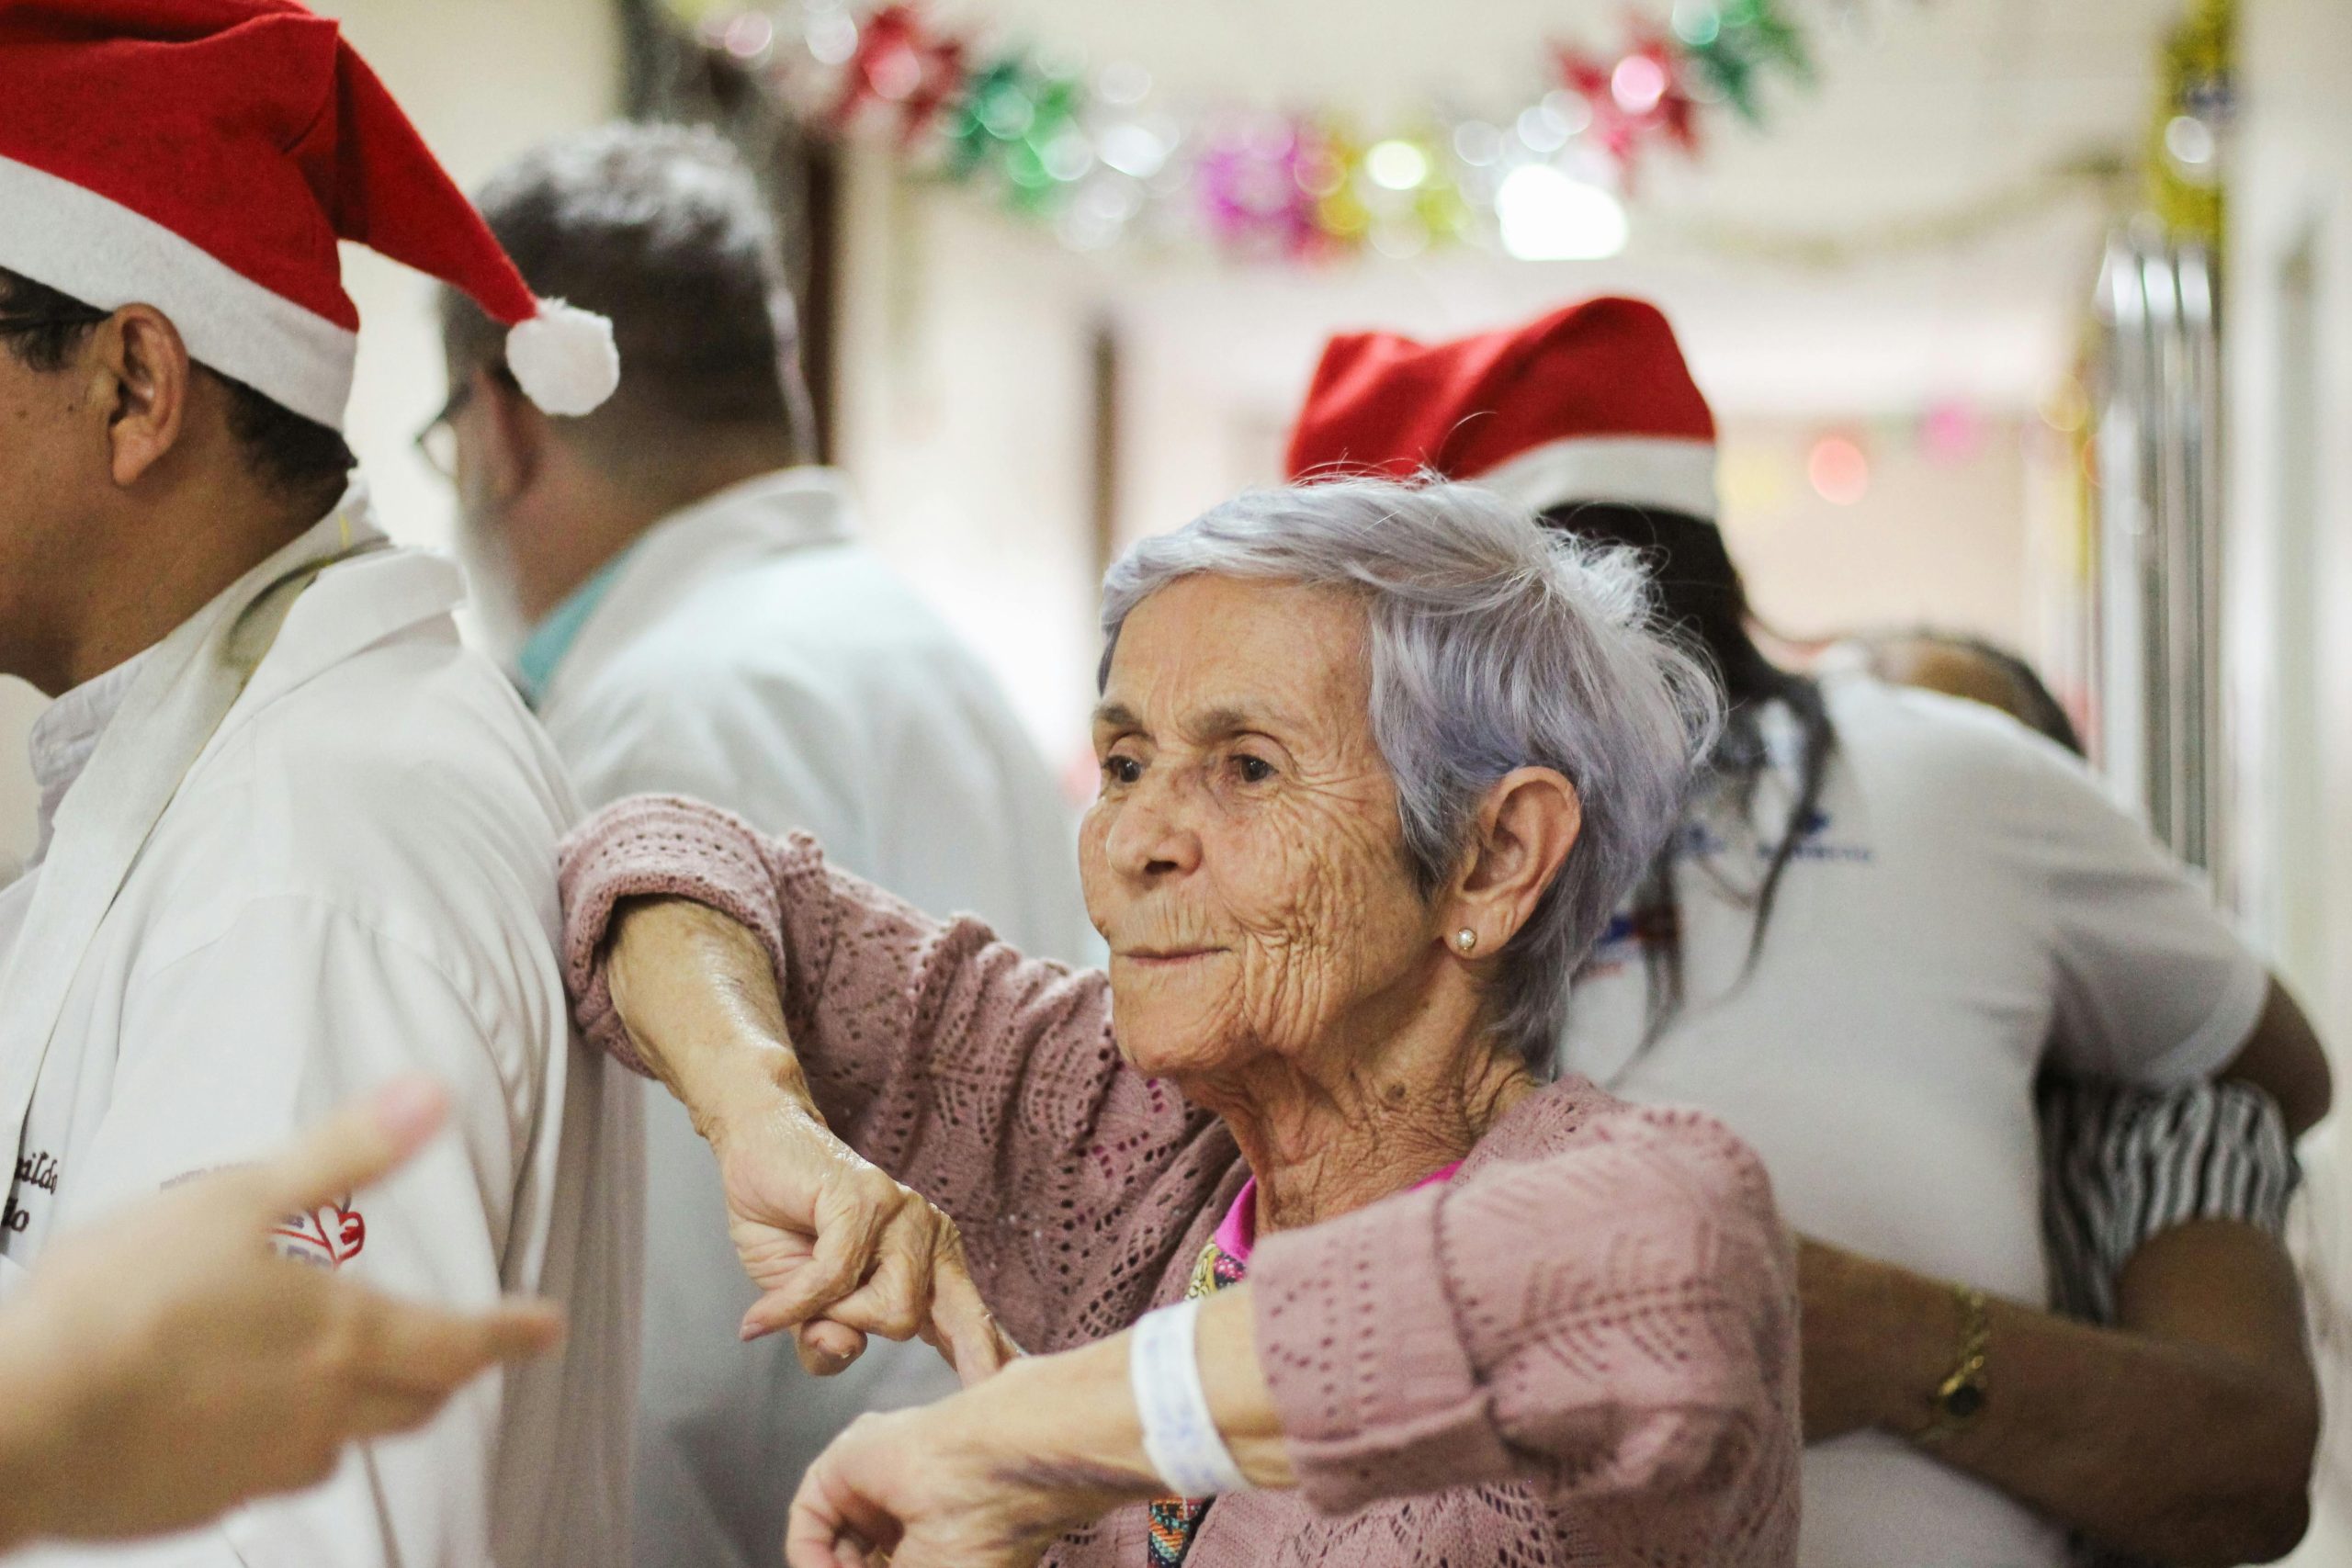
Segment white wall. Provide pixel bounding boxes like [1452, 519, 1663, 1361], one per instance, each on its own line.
[830, 147, 1109, 789]
[2226, 0, 2352, 1061]
[321, 0, 625, 560]
[0, 0, 621, 870]
[2228, 2, 2352, 1560]
[1715, 416, 2038, 655]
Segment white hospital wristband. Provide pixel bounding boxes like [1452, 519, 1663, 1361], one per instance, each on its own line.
[1128, 1298, 1252, 1497]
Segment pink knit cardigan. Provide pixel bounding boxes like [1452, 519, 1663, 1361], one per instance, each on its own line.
[560, 795, 1800, 1566]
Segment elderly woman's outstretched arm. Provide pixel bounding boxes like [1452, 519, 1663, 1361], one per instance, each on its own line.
[560, 793, 1238, 1363]
[786, 1100, 1800, 1568]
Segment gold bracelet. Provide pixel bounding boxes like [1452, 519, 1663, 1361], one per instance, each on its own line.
[1914, 1284, 1991, 1446]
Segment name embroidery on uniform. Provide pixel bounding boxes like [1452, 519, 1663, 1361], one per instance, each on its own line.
[3, 1149, 62, 1233]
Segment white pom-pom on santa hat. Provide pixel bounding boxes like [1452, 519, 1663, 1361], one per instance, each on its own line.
[506, 298, 621, 417]
[0, 6, 630, 431]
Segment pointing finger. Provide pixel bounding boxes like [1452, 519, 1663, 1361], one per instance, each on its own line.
[925, 1246, 1012, 1387]
[251, 1077, 450, 1220]
[356, 1292, 567, 1394]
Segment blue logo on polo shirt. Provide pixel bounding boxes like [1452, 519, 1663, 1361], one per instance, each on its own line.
[1772, 807, 1873, 863]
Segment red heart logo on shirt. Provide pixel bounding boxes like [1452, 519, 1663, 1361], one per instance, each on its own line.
[323, 1201, 366, 1265]
[270, 1198, 367, 1269]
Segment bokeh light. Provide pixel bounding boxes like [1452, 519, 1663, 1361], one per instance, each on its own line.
[1806, 435, 1871, 505]
[1496, 164, 1628, 260]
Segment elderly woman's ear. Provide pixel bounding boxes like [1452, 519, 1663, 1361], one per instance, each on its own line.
[1444, 767, 1584, 954]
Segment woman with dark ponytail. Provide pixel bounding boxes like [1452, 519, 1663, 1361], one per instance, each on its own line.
[1286, 299, 2331, 1568]
[1543, 500, 1834, 1035]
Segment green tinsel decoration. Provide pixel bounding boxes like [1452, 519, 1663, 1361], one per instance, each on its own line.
[1680, 0, 1813, 126]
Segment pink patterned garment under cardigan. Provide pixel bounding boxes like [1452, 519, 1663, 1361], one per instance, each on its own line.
[1147, 1162, 1464, 1567]
[559, 795, 1803, 1567]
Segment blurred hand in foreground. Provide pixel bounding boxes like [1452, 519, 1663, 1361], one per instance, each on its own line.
[0, 1077, 564, 1548]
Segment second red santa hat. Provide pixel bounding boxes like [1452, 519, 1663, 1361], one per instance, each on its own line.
[1285, 297, 1718, 522]
[0, 0, 618, 431]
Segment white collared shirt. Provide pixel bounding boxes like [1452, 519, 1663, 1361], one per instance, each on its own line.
[26, 649, 153, 866]
[540, 465, 1097, 967]
[0, 650, 154, 1052]
[0, 490, 640, 1568]
[1560, 675, 2267, 1568]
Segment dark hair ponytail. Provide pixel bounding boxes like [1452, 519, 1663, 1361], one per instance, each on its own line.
[1539, 502, 1835, 1036]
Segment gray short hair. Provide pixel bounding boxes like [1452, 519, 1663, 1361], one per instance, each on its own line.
[443, 122, 801, 446]
[1099, 478, 1721, 1059]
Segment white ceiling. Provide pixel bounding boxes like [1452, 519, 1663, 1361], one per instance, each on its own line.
[926, 0, 2184, 413]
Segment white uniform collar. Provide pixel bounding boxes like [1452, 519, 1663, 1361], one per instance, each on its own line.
[536, 466, 859, 712]
[18, 483, 454, 866]
[641, 466, 859, 557]
[219, 485, 462, 734]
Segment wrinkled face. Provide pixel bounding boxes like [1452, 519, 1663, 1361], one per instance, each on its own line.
[1080, 574, 1444, 1081]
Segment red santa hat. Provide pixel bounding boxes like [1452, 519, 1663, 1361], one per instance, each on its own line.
[0, 0, 618, 432]
[1285, 297, 1717, 521]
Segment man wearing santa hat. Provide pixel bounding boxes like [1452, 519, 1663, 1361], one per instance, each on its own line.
[0, 3, 639, 1564]
[1285, 298, 2328, 1567]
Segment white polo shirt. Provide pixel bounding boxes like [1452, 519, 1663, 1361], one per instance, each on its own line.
[1559, 675, 2267, 1568]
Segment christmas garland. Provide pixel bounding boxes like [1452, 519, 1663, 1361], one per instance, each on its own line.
[663, 0, 1828, 263]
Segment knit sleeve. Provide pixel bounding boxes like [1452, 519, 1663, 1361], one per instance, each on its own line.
[558, 794, 1232, 1349]
[1248, 1096, 1801, 1565]
[559, 794, 791, 1077]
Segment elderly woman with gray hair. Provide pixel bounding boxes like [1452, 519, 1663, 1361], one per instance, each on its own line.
[558, 478, 1800, 1567]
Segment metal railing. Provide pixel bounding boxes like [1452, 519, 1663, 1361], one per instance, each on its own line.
[2093, 229, 2225, 877]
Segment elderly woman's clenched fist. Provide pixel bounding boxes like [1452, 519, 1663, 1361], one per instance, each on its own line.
[609, 896, 1021, 1383]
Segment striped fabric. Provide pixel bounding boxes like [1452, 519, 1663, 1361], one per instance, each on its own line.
[2041, 1077, 2299, 1325]
[2039, 1076, 2300, 1568]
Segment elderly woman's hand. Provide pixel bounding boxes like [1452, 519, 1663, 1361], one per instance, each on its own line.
[785, 1341, 1159, 1568]
[785, 1287, 1293, 1568]
[708, 1090, 1019, 1381]
[607, 895, 1019, 1382]
[0, 1079, 561, 1549]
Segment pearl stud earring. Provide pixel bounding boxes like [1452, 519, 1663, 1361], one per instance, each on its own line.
[1453, 928, 1478, 954]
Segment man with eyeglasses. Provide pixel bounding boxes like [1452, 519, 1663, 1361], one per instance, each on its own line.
[429, 121, 1098, 1568]
[0, 3, 641, 1563]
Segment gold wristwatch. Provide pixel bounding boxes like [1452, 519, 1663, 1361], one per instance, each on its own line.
[1915, 1284, 1991, 1446]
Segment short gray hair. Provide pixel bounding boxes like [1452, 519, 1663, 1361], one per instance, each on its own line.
[1099, 478, 1721, 1059]
[443, 122, 803, 447]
